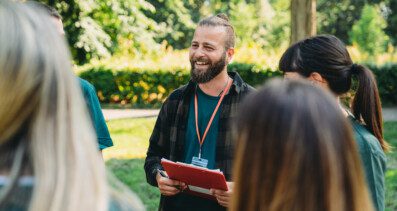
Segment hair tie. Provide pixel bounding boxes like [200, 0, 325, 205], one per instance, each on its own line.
[350, 63, 360, 75]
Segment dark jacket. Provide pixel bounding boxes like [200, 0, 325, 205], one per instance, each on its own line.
[144, 71, 254, 210]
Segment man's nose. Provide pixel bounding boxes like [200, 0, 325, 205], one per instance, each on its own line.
[192, 47, 205, 58]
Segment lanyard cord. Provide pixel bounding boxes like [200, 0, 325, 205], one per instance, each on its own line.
[194, 78, 233, 158]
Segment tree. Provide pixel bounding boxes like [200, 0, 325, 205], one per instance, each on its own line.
[386, 0, 397, 45]
[39, 0, 161, 64]
[317, 0, 381, 44]
[350, 4, 389, 56]
[144, 0, 201, 50]
[290, 0, 316, 44]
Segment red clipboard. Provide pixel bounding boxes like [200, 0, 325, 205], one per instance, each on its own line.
[160, 158, 228, 200]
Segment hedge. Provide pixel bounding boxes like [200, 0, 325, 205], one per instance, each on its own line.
[79, 62, 397, 107]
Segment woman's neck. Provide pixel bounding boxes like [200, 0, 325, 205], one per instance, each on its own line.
[337, 97, 349, 117]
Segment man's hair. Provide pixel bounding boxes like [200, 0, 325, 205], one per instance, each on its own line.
[26, 1, 62, 19]
[198, 13, 235, 49]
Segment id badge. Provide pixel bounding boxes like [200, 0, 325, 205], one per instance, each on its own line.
[191, 156, 208, 168]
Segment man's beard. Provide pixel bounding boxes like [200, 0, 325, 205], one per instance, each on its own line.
[190, 53, 227, 83]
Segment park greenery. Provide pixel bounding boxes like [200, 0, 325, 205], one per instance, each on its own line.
[35, 0, 397, 107]
[39, 0, 397, 65]
[34, 0, 397, 107]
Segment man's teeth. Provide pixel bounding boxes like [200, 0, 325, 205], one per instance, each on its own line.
[196, 61, 208, 65]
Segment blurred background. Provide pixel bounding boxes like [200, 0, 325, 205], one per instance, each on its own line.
[36, 1, 397, 210]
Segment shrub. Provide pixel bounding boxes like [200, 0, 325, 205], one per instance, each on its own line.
[350, 5, 389, 57]
[79, 62, 397, 107]
[368, 63, 397, 106]
[78, 63, 281, 107]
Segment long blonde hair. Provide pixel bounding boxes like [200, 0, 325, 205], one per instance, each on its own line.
[231, 79, 373, 211]
[0, 1, 143, 210]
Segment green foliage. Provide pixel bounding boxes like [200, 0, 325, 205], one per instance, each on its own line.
[40, 0, 160, 64]
[350, 5, 390, 57]
[144, 0, 199, 49]
[38, 0, 293, 64]
[228, 63, 282, 85]
[228, 0, 290, 51]
[79, 63, 282, 107]
[386, 0, 397, 46]
[229, 2, 258, 42]
[368, 63, 397, 106]
[79, 62, 397, 107]
[79, 67, 190, 107]
[317, 0, 381, 44]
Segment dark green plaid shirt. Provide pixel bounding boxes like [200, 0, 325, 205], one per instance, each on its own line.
[144, 71, 254, 192]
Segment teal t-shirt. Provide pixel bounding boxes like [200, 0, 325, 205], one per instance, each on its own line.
[79, 78, 113, 150]
[183, 86, 221, 169]
[349, 116, 386, 211]
[166, 86, 224, 211]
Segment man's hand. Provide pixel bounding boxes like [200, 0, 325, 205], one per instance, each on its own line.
[210, 182, 233, 207]
[156, 171, 187, 196]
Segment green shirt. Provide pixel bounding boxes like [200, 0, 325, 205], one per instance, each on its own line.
[79, 78, 113, 150]
[349, 116, 386, 211]
[165, 86, 224, 211]
[184, 86, 221, 169]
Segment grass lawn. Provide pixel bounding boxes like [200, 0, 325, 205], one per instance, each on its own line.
[103, 118, 397, 211]
[384, 122, 397, 211]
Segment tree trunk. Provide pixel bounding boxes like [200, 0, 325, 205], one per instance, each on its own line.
[290, 0, 317, 44]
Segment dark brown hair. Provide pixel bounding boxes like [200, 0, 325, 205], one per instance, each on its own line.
[230, 79, 373, 211]
[198, 13, 235, 49]
[279, 35, 389, 152]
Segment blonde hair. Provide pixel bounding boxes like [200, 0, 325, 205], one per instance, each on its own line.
[230, 79, 373, 211]
[0, 1, 143, 210]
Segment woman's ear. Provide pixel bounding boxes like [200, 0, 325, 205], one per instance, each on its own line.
[309, 72, 326, 84]
[308, 72, 329, 90]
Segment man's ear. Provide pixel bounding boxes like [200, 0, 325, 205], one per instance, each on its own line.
[226, 48, 234, 63]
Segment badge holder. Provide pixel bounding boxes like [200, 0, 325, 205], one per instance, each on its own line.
[191, 150, 208, 168]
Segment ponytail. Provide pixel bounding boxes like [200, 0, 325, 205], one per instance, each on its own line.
[351, 64, 390, 152]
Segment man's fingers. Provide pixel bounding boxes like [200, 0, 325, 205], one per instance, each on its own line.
[218, 201, 228, 207]
[215, 195, 229, 208]
[159, 177, 185, 187]
[159, 185, 180, 196]
[215, 194, 229, 203]
[161, 190, 179, 196]
[211, 189, 228, 196]
[159, 184, 180, 192]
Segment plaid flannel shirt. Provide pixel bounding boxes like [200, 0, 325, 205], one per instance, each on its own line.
[144, 72, 254, 189]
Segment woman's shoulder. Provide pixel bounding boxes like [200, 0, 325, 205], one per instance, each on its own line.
[349, 116, 386, 158]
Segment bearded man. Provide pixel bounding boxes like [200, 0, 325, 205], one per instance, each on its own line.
[144, 14, 254, 211]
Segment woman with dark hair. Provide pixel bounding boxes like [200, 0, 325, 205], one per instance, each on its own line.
[230, 79, 373, 211]
[278, 35, 387, 211]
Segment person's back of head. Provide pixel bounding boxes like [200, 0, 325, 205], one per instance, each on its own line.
[278, 34, 389, 152]
[0, 1, 143, 210]
[230, 78, 373, 211]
